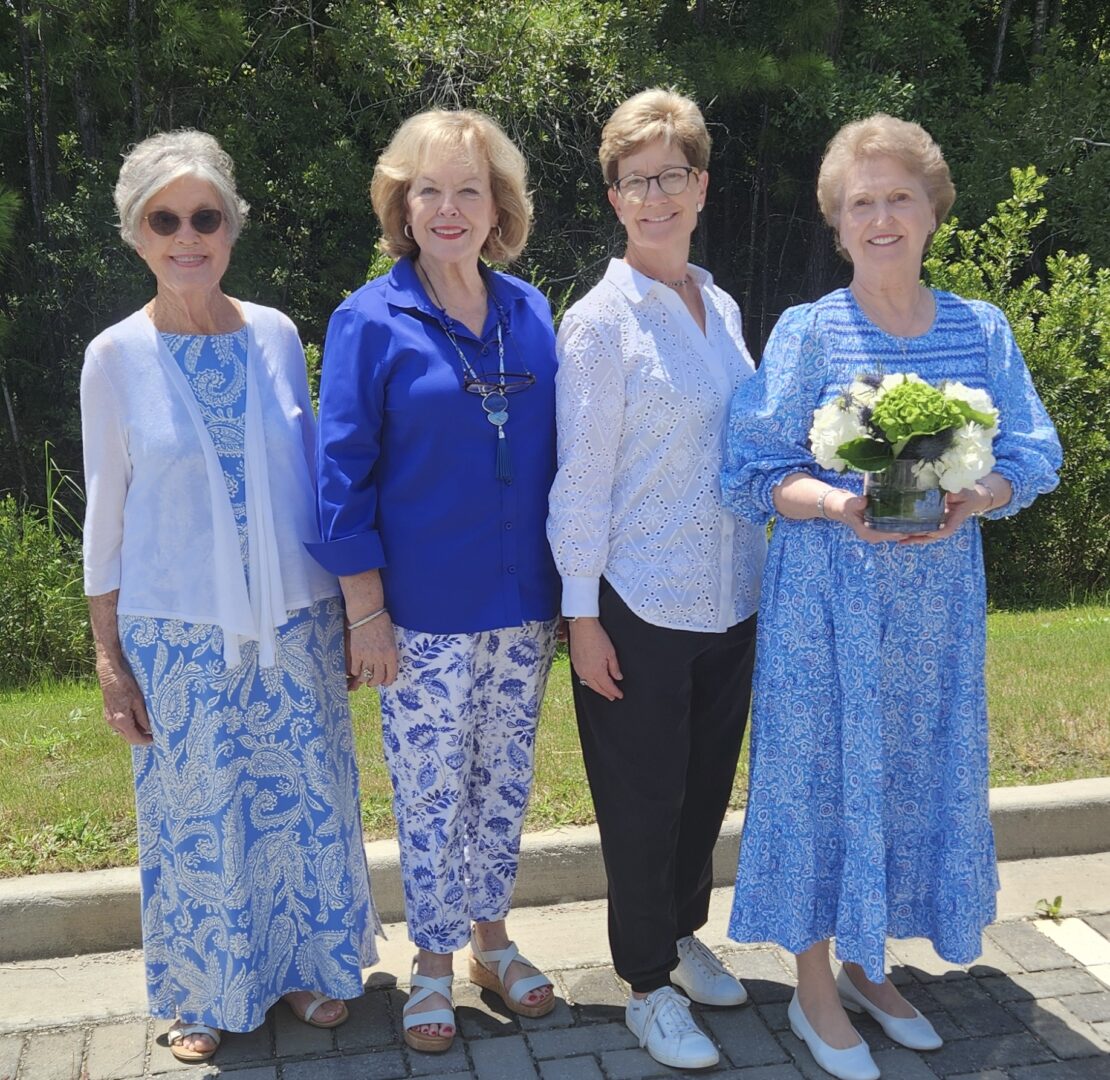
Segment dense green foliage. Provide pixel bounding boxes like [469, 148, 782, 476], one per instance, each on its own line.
[925, 167, 1110, 603]
[1, 0, 1107, 638]
[0, 492, 91, 686]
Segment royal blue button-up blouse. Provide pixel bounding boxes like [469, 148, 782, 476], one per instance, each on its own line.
[308, 256, 560, 634]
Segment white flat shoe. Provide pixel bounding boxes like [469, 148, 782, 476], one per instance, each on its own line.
[672, 934, 748, 1006]
[626, 986, 719, 1070]
[788, 991, 880, 1080]
[836, 967, 943, 1050]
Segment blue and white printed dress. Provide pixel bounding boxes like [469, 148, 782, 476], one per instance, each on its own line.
[119, 330, 378, 1032]
[721, 290, 1061, 981]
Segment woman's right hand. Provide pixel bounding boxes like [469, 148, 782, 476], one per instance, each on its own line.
[348, 614, 399, 690]
[98, 660, 153, 745]
[569, 618, 624, 701]
[825, 489, 908, 544]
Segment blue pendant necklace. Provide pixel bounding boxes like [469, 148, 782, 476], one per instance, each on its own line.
[418, 263, 529, 483]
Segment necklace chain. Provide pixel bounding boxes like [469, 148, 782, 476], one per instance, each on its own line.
[415, 259, 516, 482]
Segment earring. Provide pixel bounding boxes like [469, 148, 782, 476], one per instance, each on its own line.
[697, 204, 704, 212]
[403, 223, 414, 239]
[490, 224, 502, 240]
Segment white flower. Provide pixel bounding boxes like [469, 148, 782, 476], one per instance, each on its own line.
[941, 381, 1000, 434]
[932, 423, 997, 492]
[809, 397, 868, 471]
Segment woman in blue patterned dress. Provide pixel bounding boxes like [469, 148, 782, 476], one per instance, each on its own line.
[310, 110, 559, 1054]
[81, 131, 379, 1065]
[721, 115, 1061, 1080]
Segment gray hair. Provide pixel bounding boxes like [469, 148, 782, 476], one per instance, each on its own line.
[114, 129, 250, 250]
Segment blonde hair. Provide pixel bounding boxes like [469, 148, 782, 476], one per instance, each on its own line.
[114, 129, 249, 250]
[598, 88, 711, 185]
[817, 113, 956, 259]
[371, 109, 532, 263]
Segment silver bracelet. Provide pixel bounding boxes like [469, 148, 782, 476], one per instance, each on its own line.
[973, 480, 997, 516]
[347, 606, 388, 630]
[816, 487, 833, 520]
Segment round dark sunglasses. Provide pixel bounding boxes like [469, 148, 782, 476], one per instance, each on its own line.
[144, 208, 224, 236]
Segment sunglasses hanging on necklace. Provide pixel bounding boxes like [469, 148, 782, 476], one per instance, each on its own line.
[417, 261, 534, 483]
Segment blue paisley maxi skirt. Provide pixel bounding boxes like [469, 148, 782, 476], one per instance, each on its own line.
[119, 330, 378, 1032]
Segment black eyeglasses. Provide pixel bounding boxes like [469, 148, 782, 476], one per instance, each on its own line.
[144, 208, 224, 236]
[463, 372, 536, 396]
[610, 166, 699, 204]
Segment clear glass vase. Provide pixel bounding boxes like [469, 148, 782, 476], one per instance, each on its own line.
[863, 458, 945, 533]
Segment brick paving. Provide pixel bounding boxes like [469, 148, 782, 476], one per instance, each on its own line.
[2, 916, 1109, 1079]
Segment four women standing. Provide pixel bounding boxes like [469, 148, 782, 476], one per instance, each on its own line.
[81, 101, 1061, 1078]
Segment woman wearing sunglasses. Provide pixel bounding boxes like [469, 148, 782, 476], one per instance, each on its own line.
[310, 109, 559, 1053]
[80, 130, 379, 1065]
[547, 89, 767, 1071]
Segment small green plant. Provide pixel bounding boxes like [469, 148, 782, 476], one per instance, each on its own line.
[1035, 895, 1064, 920]
[0, 447, 93, 688]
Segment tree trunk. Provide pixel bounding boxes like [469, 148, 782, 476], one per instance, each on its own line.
[72, 68, 98, 157]
[1032, 0, 1048, 58]
[826, 0, 847, 59]
[128, 0, 142, 136]
[36, 9, 50, 202]
[1, 375, 29, 496]
[15, 1, 43, 235]
[989, 0, 1014, 90]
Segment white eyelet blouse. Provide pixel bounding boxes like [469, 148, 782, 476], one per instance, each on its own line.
[547, 259, 766, 632]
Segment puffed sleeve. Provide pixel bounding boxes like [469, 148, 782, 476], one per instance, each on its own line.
[546, 312, 626, 617]
[721, 303, 825, 525]
[975, 301, 1062, 518]
[81, 349, 131, 595]
[306, 303, 389, 575]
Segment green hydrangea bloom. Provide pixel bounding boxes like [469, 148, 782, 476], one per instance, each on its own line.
[871, 381, 964, 444]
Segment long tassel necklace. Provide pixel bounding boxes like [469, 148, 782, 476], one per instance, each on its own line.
[419, 263, 515, 483]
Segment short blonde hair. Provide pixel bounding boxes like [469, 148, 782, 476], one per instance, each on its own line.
[371, 109, 532, 263]
[114, 129, 248, 250]
[598, 89, 711, 185]
[817, 113, 956, 258]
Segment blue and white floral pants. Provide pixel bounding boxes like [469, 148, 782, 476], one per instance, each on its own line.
[379, 620, 557, 953]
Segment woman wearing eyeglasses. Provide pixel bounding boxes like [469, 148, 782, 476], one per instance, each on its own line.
[80, 131, 379, 1066]
[547, 89, 767, 1071]
[310, 109, 559, 1053]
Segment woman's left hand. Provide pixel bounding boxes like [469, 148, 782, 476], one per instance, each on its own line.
[899, 484, 994, 545]
[347, 614, 399, 690]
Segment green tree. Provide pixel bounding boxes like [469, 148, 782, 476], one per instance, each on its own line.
[925, 167, 1110, 603]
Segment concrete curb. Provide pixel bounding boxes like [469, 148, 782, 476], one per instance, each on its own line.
[2, 777, 1108, 963]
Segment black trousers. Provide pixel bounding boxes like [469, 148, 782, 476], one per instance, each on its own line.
[573, 579, 757, 993]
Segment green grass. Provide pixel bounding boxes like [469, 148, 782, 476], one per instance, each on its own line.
[1, 603, 1107, 877]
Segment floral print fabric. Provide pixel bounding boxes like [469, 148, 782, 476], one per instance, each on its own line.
[379, 620, 557, 953]
[120, 330, 378, 1031]
[722, 291, 1061, 981]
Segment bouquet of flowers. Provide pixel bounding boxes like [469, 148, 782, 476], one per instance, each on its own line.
[810, 373, 999, 490]
[809, 373, 1000, 530]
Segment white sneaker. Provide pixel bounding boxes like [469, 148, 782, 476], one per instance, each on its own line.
[672, 934, 748, 1006]
[626, 986, 719, 1069]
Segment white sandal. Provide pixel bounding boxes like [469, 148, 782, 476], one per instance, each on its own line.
[285, 990, 350, 1029]
[469, 940, 555, 1018]
[403, 965, 456, 1053]
[167, 1021, 220, 1063]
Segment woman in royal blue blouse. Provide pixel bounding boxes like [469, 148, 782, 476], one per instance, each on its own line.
[310, 110, 560, 1053]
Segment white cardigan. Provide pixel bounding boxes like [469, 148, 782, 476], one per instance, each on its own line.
[81, 302, 339, 668]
